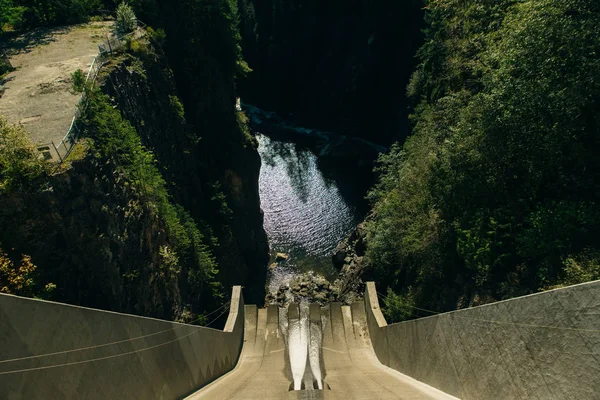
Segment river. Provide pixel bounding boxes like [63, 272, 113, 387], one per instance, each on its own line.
[256, 132, 365, 294]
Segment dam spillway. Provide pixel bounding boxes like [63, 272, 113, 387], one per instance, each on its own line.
[187, 301, 454, 399]
[2, 281, 599, 399]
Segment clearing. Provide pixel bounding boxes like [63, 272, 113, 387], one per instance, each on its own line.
[0, 21, 113, 158]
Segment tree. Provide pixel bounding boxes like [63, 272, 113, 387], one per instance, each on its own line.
[366, 0, 600, 318]
[0, 116, 49, 191]
[0, 248, 40, 296]
[114, 1, 136, 38]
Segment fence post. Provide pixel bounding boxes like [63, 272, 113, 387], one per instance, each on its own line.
[106, 34, 113, 54]
[52, 141, 63, 163]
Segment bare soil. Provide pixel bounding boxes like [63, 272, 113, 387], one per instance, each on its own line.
[0, 22, 112, 155]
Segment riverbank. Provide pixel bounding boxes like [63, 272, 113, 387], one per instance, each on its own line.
[247, 104, 381, 307]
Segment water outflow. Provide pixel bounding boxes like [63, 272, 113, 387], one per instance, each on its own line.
[257, 133, 360, 284]
[280, 302, 324, 390]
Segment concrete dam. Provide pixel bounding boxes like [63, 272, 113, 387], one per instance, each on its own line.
[1, 281, 599, 399]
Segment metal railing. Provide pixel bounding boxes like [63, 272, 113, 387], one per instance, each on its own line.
[52, 53, 107, 162]
[52, 22, 148, 162]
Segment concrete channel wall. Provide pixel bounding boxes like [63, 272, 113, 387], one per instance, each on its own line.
[364, 281, 600, 400]
[0, 287, 245, 400]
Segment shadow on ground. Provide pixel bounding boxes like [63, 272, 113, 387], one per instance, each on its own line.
[1, 26, 71, 55]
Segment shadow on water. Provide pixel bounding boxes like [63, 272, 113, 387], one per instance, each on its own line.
[260, 139, 314, 204]
[257, 133, 372, 282]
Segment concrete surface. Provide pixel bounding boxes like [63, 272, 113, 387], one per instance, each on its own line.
[0, 22, 111, 150]
[188, 302, 456, 399]
[364, 281, 600, 400]
[0, 286, 244, 400]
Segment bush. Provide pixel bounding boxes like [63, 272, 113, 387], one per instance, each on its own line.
[82, 88, 222, 307]
[127, 38, 149, 55]
[0, 249, 37, 295]
[147, 26, 166, 46]
[71, 68, 86, 93]
[382, 288, 417, 323]
[169, 95, 185, 123]
[366, 0, 600, 313]
[114, 1, 137, 38]
[19, 0, 101, 27]
[0, 1, 26, 33]
[0, 117, 49, 191]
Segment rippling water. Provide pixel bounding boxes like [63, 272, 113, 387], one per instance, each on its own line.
[257, 133, 361, 288]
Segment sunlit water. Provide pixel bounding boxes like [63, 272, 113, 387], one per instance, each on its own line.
[257, 133, 361, 291]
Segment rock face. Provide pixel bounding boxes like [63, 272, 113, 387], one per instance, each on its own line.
[0, 51, 269, 318]
[331, 223, 369, 304]
[0, 156, 184, 320]
[332, 223, 367, 269]
[265, 224, 369, 308]
[102, 53, 269, 305]
[238, 0, 424, 146]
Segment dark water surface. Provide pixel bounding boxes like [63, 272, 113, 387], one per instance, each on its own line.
[257, 133, 363, 291]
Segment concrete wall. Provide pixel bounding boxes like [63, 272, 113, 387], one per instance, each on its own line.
[0, 287, 245, 400]
[364, 281, 600, 400]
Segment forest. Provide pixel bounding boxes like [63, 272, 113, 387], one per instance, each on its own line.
[1, 0, 266, 321]
[366, 0, 600, 320]
[1, 0, 599, 322]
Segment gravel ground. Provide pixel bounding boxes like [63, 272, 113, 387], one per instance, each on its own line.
[0, 21, 112, 158]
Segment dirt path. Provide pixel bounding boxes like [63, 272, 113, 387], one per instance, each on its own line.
[0, 21, 112, 156]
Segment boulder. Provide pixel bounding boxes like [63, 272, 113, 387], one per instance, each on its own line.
[275, 252, 289, 261]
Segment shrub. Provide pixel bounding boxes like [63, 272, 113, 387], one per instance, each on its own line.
[0, 117, 49, 191]
[0, 249, 37, 295]
[21, 0, 101, 27]
[127, 38, 149, 55]
[382, 288, 417, 323]
[71, 68, 86, 93]
[169, 95, 185, 123]
[0, 1, 26, 33]
[147, 27, 166, 46]
[82, 88, 222, 306]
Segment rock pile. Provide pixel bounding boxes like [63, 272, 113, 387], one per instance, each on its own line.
[266, 271, 337, 307]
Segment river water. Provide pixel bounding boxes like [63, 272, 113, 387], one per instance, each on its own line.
[257, 133, 363, 292]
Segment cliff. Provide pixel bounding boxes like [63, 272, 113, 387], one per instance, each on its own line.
[238, 0, 424, 145]
[0, 45, 268, 318]
[101, 50, 269, 304]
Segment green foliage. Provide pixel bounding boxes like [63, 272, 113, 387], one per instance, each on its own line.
[127, 38, 149, 55]
[128, 0, 159, 26]
[382, 287, 416, 323]
[71, 68, 86, 93]
[12, 0, 101, 27]
[556, 250, 600, 288]
[236, 110, 255, 148]
[0, 249, 36, 295]
[82, 88, 222, 305]
[0, 0, 26, 32]
[366, 0, 600, 312]
[147, 26, 166, 46]
[169, 95, 185, 123]
[114, 1, 136, 38]
[158, 0, 251, 86]
[0, 116, 49, 191]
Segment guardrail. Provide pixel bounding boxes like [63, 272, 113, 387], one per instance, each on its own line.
[51, 23, 147, 162]
[51, 54, 107, 162]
